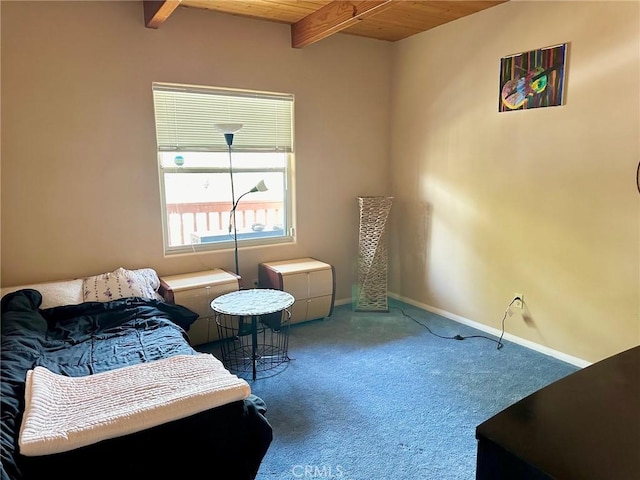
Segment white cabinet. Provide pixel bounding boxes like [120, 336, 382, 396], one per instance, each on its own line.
[160, 269, 239, 345]
[258, 258, 335, 325]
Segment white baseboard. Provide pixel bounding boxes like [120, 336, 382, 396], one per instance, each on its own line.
[385, 292, 591, 368]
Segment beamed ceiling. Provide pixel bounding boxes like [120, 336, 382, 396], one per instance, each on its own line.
[142, 0, 509, 48]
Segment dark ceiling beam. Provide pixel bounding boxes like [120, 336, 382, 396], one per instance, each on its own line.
[291, 0, 395, 49]
[144, 0, 182, 29]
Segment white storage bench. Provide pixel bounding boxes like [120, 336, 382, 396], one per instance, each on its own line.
[258, 257, 335, 325]
[160, 269, 240, 345]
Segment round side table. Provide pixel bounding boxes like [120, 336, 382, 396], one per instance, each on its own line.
[211, 289, 294, 380]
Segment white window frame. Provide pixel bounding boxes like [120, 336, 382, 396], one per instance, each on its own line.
[152, 82, 296, 255]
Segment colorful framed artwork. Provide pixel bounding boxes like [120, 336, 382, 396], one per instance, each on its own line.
[499, 43, 567, 112]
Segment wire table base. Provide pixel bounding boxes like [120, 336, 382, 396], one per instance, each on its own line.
[212, 289, 294, 380]
[216, 313, 291, 379]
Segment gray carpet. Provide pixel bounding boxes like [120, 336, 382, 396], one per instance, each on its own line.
[204, 299, 578, 480]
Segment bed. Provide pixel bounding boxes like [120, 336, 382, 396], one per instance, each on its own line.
[1, 268, 273, 480]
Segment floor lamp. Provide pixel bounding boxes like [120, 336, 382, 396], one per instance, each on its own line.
[214, 123, 268, 278]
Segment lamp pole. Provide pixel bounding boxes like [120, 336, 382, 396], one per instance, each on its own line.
[214, 124, 268, 279]
[225, 134, 240, 277]
[215, 124, 243, 276]
[229, 180, 269, 277]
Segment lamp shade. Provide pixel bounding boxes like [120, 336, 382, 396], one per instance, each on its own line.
[214, 123, 243, 134]
[215, 123, 243, 147]
[252, 180, 268, 193]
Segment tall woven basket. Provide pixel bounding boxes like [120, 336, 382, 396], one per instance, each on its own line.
[356, 196, 393, 312]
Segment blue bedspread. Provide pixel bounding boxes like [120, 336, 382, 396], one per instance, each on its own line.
[1, 289, 272, 480]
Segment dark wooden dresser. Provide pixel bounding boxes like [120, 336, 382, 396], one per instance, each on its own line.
[475, 345, 640, 480]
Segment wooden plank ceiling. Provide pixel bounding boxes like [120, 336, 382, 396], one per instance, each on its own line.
[143, 0, 508, 48]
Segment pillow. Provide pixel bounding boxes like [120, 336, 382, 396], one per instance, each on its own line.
[133, 268, 162, 294]
[82, 268, 163, 302]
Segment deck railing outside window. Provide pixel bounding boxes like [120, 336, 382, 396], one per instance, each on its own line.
[167, 201, 283, 247]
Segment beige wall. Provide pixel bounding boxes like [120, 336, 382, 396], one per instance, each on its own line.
[3, 1, 638, 364]
[389, 0, 640, 363]
[0, 1, 392, 297]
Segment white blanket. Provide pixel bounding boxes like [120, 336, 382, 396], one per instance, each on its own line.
[19, 354, 250, 456]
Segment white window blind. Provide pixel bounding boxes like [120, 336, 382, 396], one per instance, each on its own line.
[152, 83, 294, 153]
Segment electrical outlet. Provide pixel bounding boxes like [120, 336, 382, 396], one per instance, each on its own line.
[513, 293, 524, 309]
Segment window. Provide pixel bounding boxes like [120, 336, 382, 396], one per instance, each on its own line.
[152, 83, 295, 254]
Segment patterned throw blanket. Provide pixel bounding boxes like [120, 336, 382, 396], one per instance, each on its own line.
[19, 354, 250, 456]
